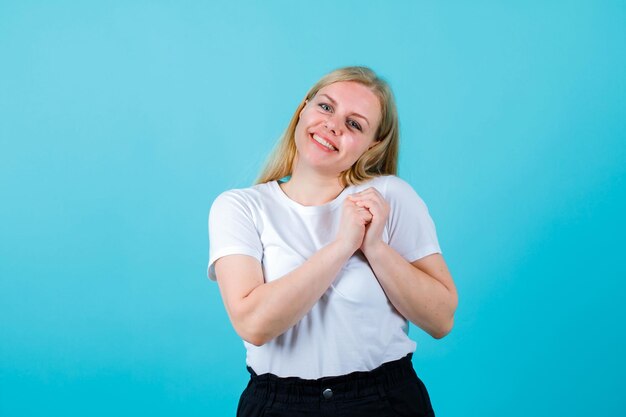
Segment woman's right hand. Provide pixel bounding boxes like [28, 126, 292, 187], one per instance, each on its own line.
[334, 197, 373, 255]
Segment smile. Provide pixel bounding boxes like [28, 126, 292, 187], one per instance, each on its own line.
[311, 133, 338, 151]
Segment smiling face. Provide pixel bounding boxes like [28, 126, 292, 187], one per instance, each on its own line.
[293, 81, 382, 177]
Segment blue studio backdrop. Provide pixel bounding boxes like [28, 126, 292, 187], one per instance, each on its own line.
[1, 1, 625, 416]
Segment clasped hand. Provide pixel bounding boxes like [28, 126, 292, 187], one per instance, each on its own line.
[335, 187, 390, 255]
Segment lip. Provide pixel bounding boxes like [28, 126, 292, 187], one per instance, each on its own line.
[310, 132, 339, 151]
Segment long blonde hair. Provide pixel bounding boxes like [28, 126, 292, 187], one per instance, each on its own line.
[256, 66, 399, 186]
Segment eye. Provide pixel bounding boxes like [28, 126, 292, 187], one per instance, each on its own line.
[348, 120, 362, 131]
[318, 103, 332, 112]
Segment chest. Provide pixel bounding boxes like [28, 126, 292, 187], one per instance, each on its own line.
[257, 208, 389, 306]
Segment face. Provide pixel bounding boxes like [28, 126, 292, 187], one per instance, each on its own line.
[293, 81, 382, 176]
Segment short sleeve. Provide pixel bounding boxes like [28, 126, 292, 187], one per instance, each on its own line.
[383, 176, 442, 262]
[207, 190, 263, 281]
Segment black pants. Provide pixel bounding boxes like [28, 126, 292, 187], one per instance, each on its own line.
[237, 354, 435, 417]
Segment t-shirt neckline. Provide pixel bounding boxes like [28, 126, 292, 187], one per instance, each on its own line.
[269, 180, 350, 214]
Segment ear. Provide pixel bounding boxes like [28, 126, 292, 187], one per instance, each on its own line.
[298, 100, 308, 119]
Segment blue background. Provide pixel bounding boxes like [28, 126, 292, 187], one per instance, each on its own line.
[1, 1, 625, 416]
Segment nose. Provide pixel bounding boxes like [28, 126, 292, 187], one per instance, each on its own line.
[324, 114, 341, 135]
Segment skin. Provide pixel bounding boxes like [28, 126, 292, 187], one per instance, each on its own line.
[282, 81, 383, 206]
[215, 81, 458, 346]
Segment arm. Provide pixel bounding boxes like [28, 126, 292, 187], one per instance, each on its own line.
[348, 188, 458, 339]
[214, 199, 372, 346]
[362, 247, 457, 339]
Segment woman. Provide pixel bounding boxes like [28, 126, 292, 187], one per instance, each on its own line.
[208, 66, 458, 416]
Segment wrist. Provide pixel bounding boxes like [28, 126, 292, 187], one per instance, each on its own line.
[361, 240, 388, 259]
[330, 238, 358, 259]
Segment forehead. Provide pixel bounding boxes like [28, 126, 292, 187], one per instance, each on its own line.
[315, 81, 381, 121]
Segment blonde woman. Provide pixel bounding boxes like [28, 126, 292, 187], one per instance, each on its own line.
[208, 66, 458, 417]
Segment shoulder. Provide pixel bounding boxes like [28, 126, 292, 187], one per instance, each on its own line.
[212, 182, 274, 206]
[210, 182, 274, 215]
[363, 175, 422, 199]
[368, 175, 431, 215]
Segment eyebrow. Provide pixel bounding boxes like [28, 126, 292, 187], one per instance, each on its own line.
[318, 94, 371, 128]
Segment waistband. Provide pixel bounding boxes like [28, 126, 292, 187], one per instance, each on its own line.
[245, 354, 415, 404]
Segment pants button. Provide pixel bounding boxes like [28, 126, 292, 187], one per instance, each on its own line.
[322, 388, 333, 399]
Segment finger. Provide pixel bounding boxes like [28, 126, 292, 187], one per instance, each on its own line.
[353, 197, 382, 211]
[358, 209, 373, 224]
[343, 199, 362, 214]
[357, 206, 373, 218]
[346, 200, 372, 219]
[356, 199, 389, 223]
[349, 191, 385, 205]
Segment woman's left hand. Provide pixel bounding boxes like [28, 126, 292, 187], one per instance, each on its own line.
[346, 187, 390, 255]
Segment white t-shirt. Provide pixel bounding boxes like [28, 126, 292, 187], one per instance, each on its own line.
[207, 175, 441, 379]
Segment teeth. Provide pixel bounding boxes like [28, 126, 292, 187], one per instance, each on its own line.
[312, 134, 337, 151]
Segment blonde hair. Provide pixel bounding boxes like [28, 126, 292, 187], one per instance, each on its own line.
[256, 66, 399, 186]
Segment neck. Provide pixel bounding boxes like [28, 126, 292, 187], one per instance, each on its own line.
[280, 164, 345, 206]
